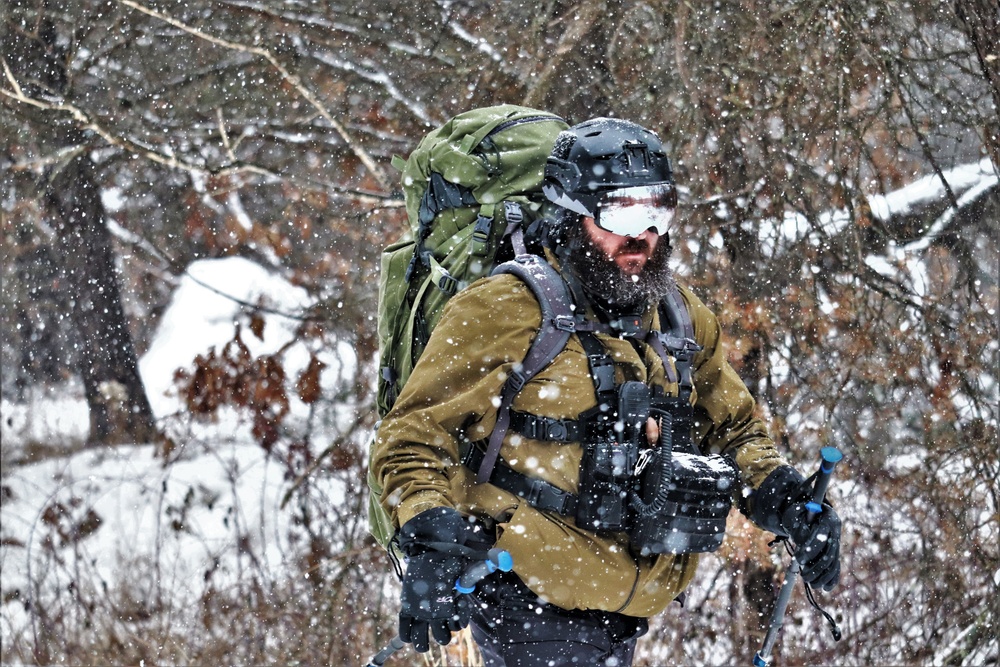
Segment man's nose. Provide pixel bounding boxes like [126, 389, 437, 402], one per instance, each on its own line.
[634, 227, 658, 242]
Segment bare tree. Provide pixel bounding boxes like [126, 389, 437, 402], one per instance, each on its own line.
[3, 2, 156, 444]
[955, 0, 1000, 166]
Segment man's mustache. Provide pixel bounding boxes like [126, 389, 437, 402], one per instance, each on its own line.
[616, 238, 652, 255]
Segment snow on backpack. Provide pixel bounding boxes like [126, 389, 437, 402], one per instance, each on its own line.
[367, 105, 570, 550]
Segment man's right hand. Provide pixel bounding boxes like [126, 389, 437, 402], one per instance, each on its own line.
[398, 550, 471, 652]
[396, 507, 481, 652]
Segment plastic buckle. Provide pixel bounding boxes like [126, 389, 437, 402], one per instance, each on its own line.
[525, 482, 544, 507]
[506, 369, 527, 392]
[590, 359, 616, 393]
[472, 214, 492, 245]
[678, 336, 703, 355]
[545, 420, 568, 441]
[437, 273, 458, 295]
[472, 214, 493, 257]
[557, 493, 575, 516]
[553, 315, 576, 332]
[504, 201, 523, 225]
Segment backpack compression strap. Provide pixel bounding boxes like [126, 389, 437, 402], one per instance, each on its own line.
[476, 254, 576, 484]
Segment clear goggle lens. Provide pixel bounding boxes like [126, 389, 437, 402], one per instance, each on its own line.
[593, 184, 677, 237]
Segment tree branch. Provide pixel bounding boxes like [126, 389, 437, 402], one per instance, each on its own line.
[3, 68, 402, 208]
[522, 0, 606, 108]
[113, 0, 391, 191]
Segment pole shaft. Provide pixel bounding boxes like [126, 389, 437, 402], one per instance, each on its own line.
[753, 448, 841, 667]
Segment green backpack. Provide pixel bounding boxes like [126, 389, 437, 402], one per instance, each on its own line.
[367, 105, 569, 550]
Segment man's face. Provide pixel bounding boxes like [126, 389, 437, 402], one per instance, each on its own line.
[581, 216, 659, 276]
[562, 213, 675, 311]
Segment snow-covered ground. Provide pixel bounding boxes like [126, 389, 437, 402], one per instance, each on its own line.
[1, 256, 357, 654]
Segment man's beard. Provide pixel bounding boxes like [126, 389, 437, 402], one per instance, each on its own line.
[562, 224, 676, 314]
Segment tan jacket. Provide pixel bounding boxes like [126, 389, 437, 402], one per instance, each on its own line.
[372, 271, 787, 617]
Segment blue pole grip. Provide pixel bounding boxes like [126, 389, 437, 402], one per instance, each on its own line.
[805, 447, 842, 514]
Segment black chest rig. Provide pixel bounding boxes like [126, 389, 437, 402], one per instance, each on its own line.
[462, 274, 739, 556]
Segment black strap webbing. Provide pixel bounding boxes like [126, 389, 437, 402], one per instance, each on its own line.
[477, 255, 575, 484]
[656, 287, 701, 402]
[510, 410, 583, 442]
[464, 445, 577, 516]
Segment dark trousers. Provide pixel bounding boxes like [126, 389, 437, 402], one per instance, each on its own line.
[470, 571, 648, 667]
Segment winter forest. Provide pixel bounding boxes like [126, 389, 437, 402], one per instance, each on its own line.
[1, 1, 998, 665]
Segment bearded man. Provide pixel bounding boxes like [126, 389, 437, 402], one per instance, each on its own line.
[372, 117, 842, 667]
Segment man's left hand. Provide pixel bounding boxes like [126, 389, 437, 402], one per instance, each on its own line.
[781, 500, 842, 591]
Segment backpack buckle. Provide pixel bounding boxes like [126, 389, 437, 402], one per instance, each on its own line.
[553, 315, 576, 332]
[505, 369, 527, 392]
[437, 273, 458, 295]
[472, 214, 493, 257]
[503, 201, 523, 226]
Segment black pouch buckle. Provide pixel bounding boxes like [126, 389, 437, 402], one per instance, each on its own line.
[589, 357, 616, 393]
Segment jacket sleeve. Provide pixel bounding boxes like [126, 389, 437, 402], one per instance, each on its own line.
[370, 275, 540, 528]
[681, 287, 787, 492]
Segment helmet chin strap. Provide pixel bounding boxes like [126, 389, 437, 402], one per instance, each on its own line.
[550, 229, 584, 297]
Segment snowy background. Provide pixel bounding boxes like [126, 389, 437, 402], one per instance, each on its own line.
[1, 256, 383, 665]
[2, 3, 998, 662]
[3, 161, 997, 666]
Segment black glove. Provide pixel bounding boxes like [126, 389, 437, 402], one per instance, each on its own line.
[397, 507, 481, 653]
[751, 466, 842, 592]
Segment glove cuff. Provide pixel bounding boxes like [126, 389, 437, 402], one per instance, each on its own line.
[749, 465, 806, 536]
[397, 507, 480, 556]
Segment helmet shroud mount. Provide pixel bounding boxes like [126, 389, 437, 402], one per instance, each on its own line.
[543, 118, 677, 220]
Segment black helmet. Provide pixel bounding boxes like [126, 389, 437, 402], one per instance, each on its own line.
[543, 118, 677, 221]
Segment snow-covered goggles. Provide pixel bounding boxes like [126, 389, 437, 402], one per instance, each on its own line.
[593, 184, 678, 237]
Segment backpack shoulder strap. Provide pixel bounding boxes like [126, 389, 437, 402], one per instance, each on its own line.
[654, 285, 701, 402]
[646, 287, 702, 402]
[476, 254, 575, 484]
[662, 285, 695, 340]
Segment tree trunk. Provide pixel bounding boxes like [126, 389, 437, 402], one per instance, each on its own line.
[44, 147, 158, 445]
[3, 5, 158, 445]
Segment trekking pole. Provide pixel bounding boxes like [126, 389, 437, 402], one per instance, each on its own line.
[365, 548, 514, 667]
[753, 447, 843, 667]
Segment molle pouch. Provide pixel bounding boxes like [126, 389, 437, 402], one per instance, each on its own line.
[618, 381, 651, 446]
[576, 440, 633, 532]
[629, 449, 738, 556]
[650, 396, 697, 455]
[574, 382, 648, 533]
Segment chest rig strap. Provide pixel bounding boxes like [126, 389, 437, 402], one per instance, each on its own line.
[508, 329, 621, 443]
[462, 443, 578, 517]
[477, 254, 576, 484]
[578, 331, 618, 407]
